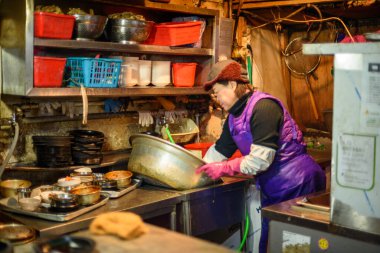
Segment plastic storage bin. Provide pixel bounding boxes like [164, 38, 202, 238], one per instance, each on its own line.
[172, 62, 197, 87]
[66, 57, 122, 88]
[34, 56, 67, 88]
[34, 12, 75, 39]
[185, 142, 242, 160]
[145, 21, 202, 46]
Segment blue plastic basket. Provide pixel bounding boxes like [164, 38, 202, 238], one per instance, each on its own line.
[66, 57, 122, 88]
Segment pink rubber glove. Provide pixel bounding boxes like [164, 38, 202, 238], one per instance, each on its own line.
[196, 157, 244, 180]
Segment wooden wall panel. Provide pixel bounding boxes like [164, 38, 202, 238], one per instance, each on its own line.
[288, 29, 334, 130]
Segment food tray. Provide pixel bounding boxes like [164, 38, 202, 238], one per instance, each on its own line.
[0, 193, 109, 222]
[101, 178, 142, 198]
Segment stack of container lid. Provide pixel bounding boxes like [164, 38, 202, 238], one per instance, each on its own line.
[32, 136, 73, 167]
[69, 130, 104, 165]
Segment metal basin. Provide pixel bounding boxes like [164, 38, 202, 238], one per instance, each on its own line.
[128, 134, 213, 190]
[110, 19, 154, 44]
[73, 14, 108, 41]
[0, 179, 32, 198]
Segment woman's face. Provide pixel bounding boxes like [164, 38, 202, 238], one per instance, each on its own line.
[212, 82, 239, 111]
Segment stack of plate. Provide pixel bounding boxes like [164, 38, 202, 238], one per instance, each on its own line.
[69, 130, 104, 165]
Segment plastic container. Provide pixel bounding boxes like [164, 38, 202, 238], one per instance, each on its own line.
[34, 56, 67, 87]
[138, 60, 152, 86]
[145, 21, 202, 46]
[185, 142, 243, 160]
[172, 16, 206, 48]
[184, 142, 213, 159]
[34, 12, 75, 39]
[172, 62, 197, 87]
[66, 57, 122, 88]
[151, 61, 171, 86]
[121, 57, 139, 87]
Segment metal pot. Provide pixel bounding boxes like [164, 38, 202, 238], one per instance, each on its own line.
[70, 186, 101, 205]
[104, 171, 132, 188]
[128, 134, 213, 190]
[0, 179, 32, 198]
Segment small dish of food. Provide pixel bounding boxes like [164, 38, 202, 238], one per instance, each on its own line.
[70, 186, 101, 205]
[105, 170, 133, 188]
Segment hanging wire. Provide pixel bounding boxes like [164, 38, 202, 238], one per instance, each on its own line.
[251, 16, 354, 42]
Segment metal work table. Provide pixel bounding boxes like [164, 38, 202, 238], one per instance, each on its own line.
[1, 177, 249, 238]
[262, 193, 380, 249]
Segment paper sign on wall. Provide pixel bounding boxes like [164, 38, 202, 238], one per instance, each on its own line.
[337, 134, 376, 190]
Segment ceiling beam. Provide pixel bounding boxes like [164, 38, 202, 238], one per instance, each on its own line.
[233, 0, 345, 9]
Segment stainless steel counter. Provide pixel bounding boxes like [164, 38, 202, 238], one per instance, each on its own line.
[262, 192, 380, 245]
[1, 177, 249, 238]
[3, 187, 182, 237]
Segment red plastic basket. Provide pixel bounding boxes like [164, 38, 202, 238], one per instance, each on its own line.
[145, 21, 202, 46]
[172, 63, 197, 87]
[34, 12, 75, 39]
[34, 56, 67, 87]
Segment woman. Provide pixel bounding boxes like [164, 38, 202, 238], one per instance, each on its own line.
[196, 59, 326, 253]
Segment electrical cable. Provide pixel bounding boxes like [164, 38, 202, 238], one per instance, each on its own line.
[249, 13, 354, 42]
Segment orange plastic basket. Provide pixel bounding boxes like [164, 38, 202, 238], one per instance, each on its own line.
[145, 21, 202, 46]
[172, 63, 197, 87]
[34, 12, 75, 39]
[34, 56, 67, 87]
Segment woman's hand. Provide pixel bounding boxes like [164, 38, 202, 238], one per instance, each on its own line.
[196, 157, 243, 180]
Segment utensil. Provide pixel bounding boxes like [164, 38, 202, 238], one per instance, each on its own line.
[70, 186, 101, 205]
[94, 179, 118, 189]
[0, 223, 36, 245]
[18, 198, 41, 212]
[128, 134, 213, 190]
[104, 171, 133, 188]
[0, 180, 32, 198]
[17, 188, 31, 201]
[34, 236, 95, 253]
[109, 18, 154, 44]
[73, 14, 108, 41]
[50, 193, 79, 212]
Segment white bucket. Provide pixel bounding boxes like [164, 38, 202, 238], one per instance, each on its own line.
[121, 57, 139, 87]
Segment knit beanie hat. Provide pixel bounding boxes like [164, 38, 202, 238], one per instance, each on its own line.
[203, 60, 249, 91]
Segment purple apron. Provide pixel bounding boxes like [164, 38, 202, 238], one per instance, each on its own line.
[228, 91, 326, 253]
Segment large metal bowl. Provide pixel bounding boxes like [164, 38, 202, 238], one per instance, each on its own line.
[73, 14, 108, 41]
[128, 134, 213, 190]
[0, 179, 32, 198]
[110, 19, 154, 44]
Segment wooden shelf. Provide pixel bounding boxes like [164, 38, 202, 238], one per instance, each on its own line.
[26, 86, 209, 97]
[90, 0, 220, 16]
[34, 39, 213, 56]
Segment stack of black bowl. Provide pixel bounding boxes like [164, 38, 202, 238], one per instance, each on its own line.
[33, 136, 73, 167]
[69, 130, 104, 165]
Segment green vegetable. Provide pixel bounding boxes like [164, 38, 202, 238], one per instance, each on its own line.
[108, 11, 145, 21]
[35, 5, 63, 14]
